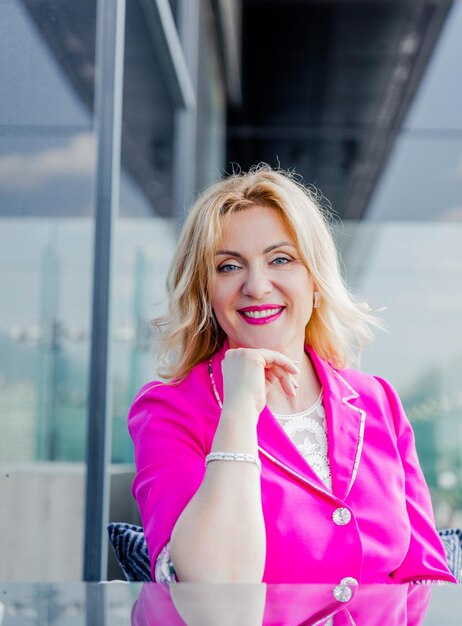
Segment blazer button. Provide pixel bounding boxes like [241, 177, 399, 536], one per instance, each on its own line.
[332, 577, 358, 603]
[332, 507, 351, 525]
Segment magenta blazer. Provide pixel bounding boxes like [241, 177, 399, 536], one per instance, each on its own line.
[129, 342, 456, 584]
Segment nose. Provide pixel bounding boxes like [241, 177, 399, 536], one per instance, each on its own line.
[242, 264, 273, 300]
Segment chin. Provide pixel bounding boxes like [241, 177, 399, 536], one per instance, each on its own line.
[230, 335, 283, 352]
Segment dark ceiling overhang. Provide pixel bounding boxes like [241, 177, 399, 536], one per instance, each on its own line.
[227, 0, 454, 219]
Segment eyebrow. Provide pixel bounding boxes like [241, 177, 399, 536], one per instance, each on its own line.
[215, 241, 295, 256]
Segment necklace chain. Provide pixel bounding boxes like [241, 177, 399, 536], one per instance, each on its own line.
[208, 359, 223, 408]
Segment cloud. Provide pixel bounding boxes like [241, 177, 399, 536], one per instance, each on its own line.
[0, 133, 96, 190]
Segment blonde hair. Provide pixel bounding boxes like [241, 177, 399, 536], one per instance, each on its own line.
[153, 164, 382, 381]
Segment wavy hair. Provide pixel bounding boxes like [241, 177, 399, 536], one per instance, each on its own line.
[153, 165, 382, 381]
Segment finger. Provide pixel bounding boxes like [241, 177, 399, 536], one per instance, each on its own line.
[266, 364, 298, 397]
[266, 362, 297, 383]
[265, 363, 288, 386]
[265, 371, 278, 385]
[259, 350, 300, 375]
[279, 373, 297, 397]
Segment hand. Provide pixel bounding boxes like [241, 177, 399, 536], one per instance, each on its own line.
[221, 348, 300, 418]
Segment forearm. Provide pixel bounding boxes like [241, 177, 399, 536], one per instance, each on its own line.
[170, 409, 266, 583]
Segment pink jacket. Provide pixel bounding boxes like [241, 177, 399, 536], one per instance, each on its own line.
[129, 342, 456, 584]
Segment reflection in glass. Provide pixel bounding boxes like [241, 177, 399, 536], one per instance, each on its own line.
[111, 218, 177, 463]
[130, 582, 433, 626]
[0, 220, 93, 463]
[338, 221, 462, 529]
[0, 0, 97, 582]
[121, 0, 176, 218]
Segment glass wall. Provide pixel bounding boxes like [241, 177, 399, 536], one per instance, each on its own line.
[0, 0, 226, 581]
[1, 0, 459, 582]
[108, 0, 226, 576]
[339, 0, 462, 528]
[0, 0, 97, 580]
[112, 0, 226, 466]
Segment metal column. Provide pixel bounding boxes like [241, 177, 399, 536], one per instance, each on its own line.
[83, 0, 126, 581]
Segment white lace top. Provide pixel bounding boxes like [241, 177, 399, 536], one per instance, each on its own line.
[154, 391, 331, 582]
[273, 389, 332, 490]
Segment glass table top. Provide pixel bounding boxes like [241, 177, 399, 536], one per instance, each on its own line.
[0, 582, 461, 625]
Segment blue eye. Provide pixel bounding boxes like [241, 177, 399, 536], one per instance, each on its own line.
[217, 263, 240, 273]
[271, 256, 291, 265]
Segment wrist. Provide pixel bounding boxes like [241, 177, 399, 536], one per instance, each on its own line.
[213, 408, 259, 454]
[222, 394, 261, 415]
[221, 404, 260, 424]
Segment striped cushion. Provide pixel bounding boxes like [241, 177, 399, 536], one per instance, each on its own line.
[107, 522, 151, 581]
[438, 527, 462, 583]
[107, 523, 462, 583]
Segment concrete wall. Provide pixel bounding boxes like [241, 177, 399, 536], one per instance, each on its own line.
[0, 463, 139, 581]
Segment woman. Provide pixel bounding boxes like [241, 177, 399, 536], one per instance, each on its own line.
[129, 166, 456, 586]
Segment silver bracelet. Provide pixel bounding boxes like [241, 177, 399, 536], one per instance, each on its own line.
[205, 452, 262, 473]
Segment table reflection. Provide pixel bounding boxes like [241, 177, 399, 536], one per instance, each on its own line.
[2, 581, 459, 626]
[131, 582, 433, 626]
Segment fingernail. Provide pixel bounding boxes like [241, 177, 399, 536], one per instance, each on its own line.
[291, 375, 299, 388]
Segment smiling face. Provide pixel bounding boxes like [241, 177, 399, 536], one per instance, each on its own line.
[210, 204, 315, 355]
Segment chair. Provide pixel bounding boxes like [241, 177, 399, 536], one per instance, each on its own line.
[438, 527, 462, 583]
[107, 522, 462, 583]
[107, 522, 151, 581]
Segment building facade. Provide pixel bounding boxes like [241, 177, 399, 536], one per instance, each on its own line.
[1, 0, 461, 580]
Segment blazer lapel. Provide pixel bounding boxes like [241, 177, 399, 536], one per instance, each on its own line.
[308, 347, 366, 501]
[257, 405, 332, 495]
